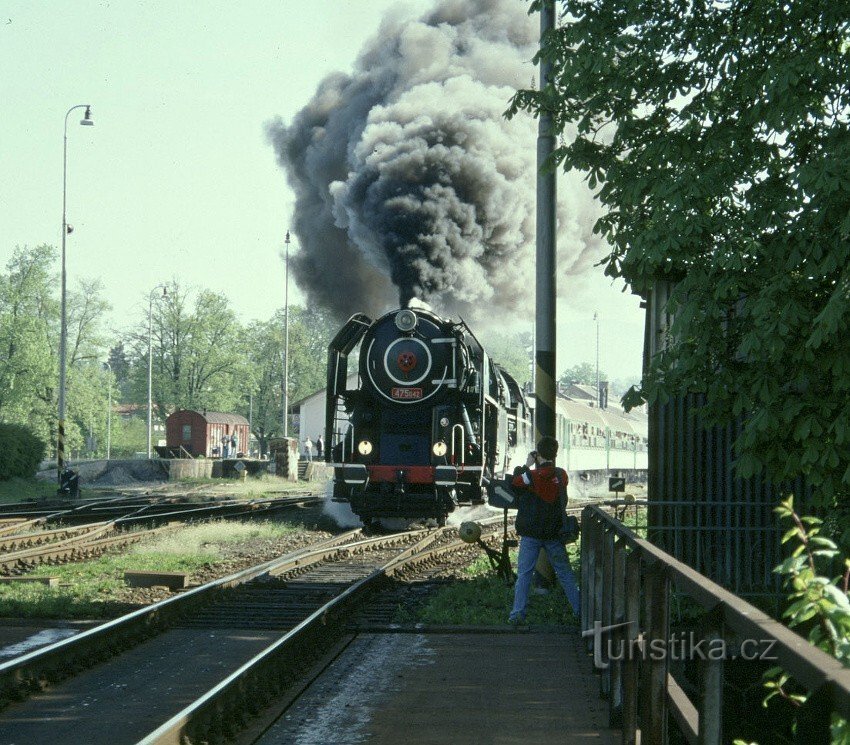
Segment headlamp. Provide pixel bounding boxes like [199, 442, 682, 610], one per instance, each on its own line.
[395, 309, 417, 332]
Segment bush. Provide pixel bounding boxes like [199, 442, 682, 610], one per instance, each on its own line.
[0, 424, 46, 480]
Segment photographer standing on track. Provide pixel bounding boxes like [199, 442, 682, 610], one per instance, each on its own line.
[508, 436, 581, 624]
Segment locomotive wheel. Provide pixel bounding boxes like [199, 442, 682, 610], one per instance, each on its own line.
[437, 514, 446, 527]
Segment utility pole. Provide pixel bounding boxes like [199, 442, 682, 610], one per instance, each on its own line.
[594, 311, 600, 406]
[283, 231, 291, 437]
[535, 0, 557, 441]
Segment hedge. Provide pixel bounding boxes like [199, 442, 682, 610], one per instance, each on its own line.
[0, 424, 46, 480]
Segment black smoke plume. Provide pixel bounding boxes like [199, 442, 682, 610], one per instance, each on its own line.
[268, 0, 604, 321]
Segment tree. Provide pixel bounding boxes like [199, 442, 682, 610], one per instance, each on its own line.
[559, 363, 599, 388]
[477, 329, 533, 389]
[0, 246, 111, 454]
[107, 342, 131, 397]
[126, 282, 249, 417]
[0, 246, 57, 443]
[508, 1, 850, 504]
[239, 306, 339, 454]
[240, 317, 285, 456]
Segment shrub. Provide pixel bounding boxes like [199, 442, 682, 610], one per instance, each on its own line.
[0, 424, 46, 480]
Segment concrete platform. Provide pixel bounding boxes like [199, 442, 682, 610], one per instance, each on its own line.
[0, 627, 281, 744]
[0, 620, 97, 662]
[258, 630, 620, 744]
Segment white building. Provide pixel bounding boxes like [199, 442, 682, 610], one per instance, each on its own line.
[290, 373, 359, 450]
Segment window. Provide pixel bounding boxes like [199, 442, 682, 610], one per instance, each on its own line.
[182, 424, 191, 441]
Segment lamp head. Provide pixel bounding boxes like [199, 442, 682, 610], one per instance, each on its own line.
[161, 286, 168, 297]
[285, 230, 290, 244]
[80, 106, 94, 126]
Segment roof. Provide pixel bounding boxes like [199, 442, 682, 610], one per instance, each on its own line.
[168, 410, 249, 426]
[555, 397, 648, 438]
[564, 383, 598, 400]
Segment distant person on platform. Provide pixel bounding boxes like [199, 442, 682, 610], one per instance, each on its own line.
[230, 433, 238, 457]
[316, 434, 324, 459]
[221, 434, 230, 458]
[508, 436, 581, 624]
[303, 436, 313, 461]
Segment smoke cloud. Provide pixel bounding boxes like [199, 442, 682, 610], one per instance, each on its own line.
[268, 0, 605, 322]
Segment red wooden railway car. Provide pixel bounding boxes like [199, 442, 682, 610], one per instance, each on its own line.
[165, 410, 250, 457]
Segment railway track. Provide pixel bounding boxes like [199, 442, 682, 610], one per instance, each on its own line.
[0, 493, 323, 576]
[0, 517, 512, 744]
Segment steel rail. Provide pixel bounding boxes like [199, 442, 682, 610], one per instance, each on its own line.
[0, 524, 176, 576]
[0, 528, 365, 706]
[135, 527, 483, 745]
[0, 522, 110, 553]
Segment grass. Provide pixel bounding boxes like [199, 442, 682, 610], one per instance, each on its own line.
[174, 473, 327, 498]
[395, 548, 581, 627]
[0, 477, 57, 504]
[0, 520, 299, 619]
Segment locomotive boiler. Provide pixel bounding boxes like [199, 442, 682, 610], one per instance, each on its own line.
[325, 307, 533, 527]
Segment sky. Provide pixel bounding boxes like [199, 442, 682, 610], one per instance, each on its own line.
[0, 0, 644, 385]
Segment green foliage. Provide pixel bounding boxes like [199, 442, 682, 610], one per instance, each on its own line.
[507, 1, 850, 504]
[238, 305, 339, 452]
[0, 520, 300, 618]
[560, 362, 604, 388]
[476, 328, 533, 387]
[395, 549, 579, 626]
[0, 245, 112, 456]
[0, 424, 45, 480]
[129, 282, 250, 416]
[108, 416, 148, 458]
[0, 477, 57, 504]
[760, 497, 850, 741]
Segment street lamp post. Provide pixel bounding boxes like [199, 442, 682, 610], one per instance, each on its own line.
[147, 285, 167, 459]
[594, 311, 600, 405]
[283, 231, 291, 438]
[57, 104, 94, 483]
[102, 361, 112, 460]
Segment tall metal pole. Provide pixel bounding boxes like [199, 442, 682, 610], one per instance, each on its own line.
[283, 231, 291, 438]
[147, 285, 166, 459]
[594, 311, 600, 405]
[57, 104, 93, 483]
[103, 361, 112, 460]
[535, 0, 557, 441]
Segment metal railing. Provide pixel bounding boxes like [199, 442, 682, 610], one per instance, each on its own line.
[580, 505, 850, 745]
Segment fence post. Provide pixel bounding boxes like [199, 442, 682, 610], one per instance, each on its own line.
[609, 537, 627, 727]
[622, 549, 641, 744]
[601, 524, 615, 698]
[646, 563, 670, 745]
[593, 517, 605, 656]
[581, 507, 592, 636]
[698, 614, 724, 745]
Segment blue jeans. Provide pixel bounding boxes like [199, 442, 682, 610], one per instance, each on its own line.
[511, 537, 581, 619]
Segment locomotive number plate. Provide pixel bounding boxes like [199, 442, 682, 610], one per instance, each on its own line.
[391, 387, 423, 400]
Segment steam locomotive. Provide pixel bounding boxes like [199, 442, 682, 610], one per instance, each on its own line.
[325, 307, 533, 526]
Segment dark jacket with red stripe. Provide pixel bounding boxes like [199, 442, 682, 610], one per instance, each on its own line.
[511, 463, 569, 539]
